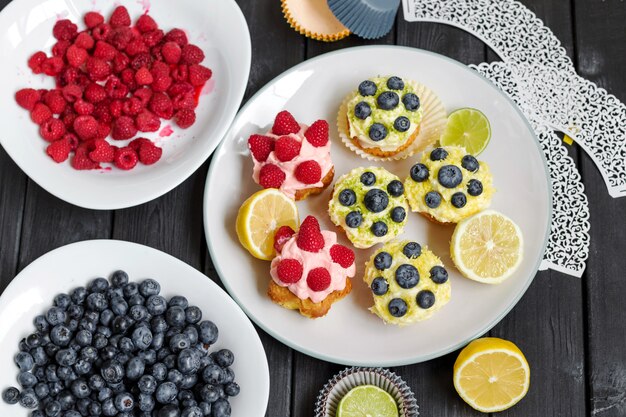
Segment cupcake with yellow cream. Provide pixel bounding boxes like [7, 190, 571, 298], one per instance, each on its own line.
[363, 240, 451, 325]
[404, 146, 494, 224]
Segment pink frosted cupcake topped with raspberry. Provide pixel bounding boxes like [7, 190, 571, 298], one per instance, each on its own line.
[268, 215, 355, 318]
[248, 111, 334, 201]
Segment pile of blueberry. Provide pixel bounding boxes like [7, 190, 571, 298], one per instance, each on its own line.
[1, 271, 238, 417]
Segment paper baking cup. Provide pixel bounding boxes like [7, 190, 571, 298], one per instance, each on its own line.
[282, 0, 351, 42]
[337, 81, 447, 162]
[314, 367, 419, 417]
[327, 0, 400, 39]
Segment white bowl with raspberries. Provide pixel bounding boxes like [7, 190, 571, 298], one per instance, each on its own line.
[0, 0, 251, 209]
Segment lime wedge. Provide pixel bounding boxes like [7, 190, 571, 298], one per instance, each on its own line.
[440, 108, 491, 155]
[336, 385, 398, 417]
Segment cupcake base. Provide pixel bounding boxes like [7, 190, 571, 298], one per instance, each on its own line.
[267, 278, 352, 319]
[294, 166, 335, 201]
[347, 114, 421, 158]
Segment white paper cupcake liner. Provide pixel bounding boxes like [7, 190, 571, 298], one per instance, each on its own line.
[337, 80, 447, 162]
[314, 367, 419, 417]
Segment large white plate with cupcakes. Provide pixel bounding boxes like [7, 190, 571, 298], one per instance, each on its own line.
[204, 46, 551, 366]
[0, 0, 250, 209]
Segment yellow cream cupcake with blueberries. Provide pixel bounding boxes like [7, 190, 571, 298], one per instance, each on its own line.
[342, 76, 423, 158]
[328, 167, 408, 249]
[363, 240, 451, 325]
[404, 146, 494, 224]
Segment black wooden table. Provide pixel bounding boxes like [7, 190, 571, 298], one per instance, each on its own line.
[1, 1, 625, 416]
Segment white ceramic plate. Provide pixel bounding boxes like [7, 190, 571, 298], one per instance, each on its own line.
[0, 0, 250, 209]
[0, 240, 269, 416]
[204, 46, 551, 366]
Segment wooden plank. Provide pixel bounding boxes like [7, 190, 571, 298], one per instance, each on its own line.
[573, 0, 626, 415]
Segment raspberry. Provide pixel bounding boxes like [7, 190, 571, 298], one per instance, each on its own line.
[15, 88, 41, 111]
[73, 115, 99, 140]
[123, 97, 143, 116]
[138, 141, 163, 165]
[259, 164, 285, 189]
[180, 44, 204, 65]
[188, 65, 212, 87]
[97, 122, 111, 138]
[125, 39, 148, 57]
[91, 23, 111, 41]
[149, 92, 174, 119]
[135, 67, 153, 85]
[84, 12, 104, 29]
[42, 57, 64, 76]
[120, 68, 137, 89]
[108, 27, 134, 50]
[164, 28, 188, 46]
[46, 137, 72, 163]
[274, 136, 301, 162]
[171, 65, 188, 82]
[43, 91, 67, 114]
[93, 102, 112, 123]
[109, 100, 124, 118]
[329, 244, 355, 268]
[172, 92, 195, 110]
[295, 160, 322, 184]
[133, 88, 153, 106]
[272, 110, 300, 135]
[39, 118, 66, 142]
[28, 51, 47, 74]
[304, 120, 329, 147]
[174, 109, 195, 129]
[74, 32, 94, 49]
[74, 99, 94, 115]
[113, 52, 131, 72]
[88, 139, 115, 162]
[53, 19, 77, 41]
[109, 6, 131, 28]
[142, 29, 164, 47]
[31, 103, 52, 125]
[64, 133, 79, 150]
[134, 110, 161, 133]
[60, 67, 80, 86]
[151, 61, 170, 76]
[273, 225, 295, 253]
[151, 74, 172, 93]
[150, 45, 163, 62]
[61, 110, 77, 130]
[86, 57, 111, 81]
[296, 216, 325, 253]
[61, 84, 83, 103]
[114, 146, 138, 170]
[276, 259, 303, 284]
[84, 83, 107, 103]
[136, 14, 158, 33]
[72, 144, 99, 170]
[161, 42, 181, 64]
[306, 268, 331, 292]
[248, 134, 273, 162]
[168, 82, 194, 97]
[66, 45, 88, 67]
[111, 116, 137, 140]
[93, 41, 117, 61]
[52, 40, 71, 57]
[104, 77, 129, 99]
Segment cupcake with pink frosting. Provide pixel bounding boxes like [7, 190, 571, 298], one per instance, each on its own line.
[248, 110, 335, 201]
[268, 215, 355, 318]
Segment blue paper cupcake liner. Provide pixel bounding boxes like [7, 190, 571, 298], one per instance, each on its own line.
[327, 0, 400, 39]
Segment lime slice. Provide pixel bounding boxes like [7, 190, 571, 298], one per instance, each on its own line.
[440, 108, 491, 155]
[336, 385, 398, 417]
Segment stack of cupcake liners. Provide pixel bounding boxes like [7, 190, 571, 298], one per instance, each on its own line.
[327, 0, 401, 39]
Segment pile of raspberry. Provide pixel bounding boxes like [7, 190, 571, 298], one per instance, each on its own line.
[248, 111, 330, 187]
[14, 6, 213, 170]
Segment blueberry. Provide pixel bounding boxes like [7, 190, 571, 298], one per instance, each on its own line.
[185, 306, 202, 324]
[132, 326, 153, 350]
[98, 387, 113, 402]
[360, 171, 376, 185]
[26, 333, 42, 348]
[67, 305, 84, 319]
[167, 369, 184, 386]
[369, 123, 388, 141]
[33, 315, 49, 333]
[451, 192, 467, 208]
[78, 398, 93, 416]
[129, 293, 146, 306]
[198, 321, 219, 345]
[169, 296, 189, 309]
[199, 384, 220, 403]
[391, 207, 406, 223]
[80, 346, 98, 362]
[116, 352, 131, 365]
[202, 365, 224, 385]
[111, 270, 129, 287]
[425, 191, 442, 208]
[33, 365, 46, 380]
[45, 400, 61, 417]
[152, 316, 169, 333]
[126, 357, 145, 380]
[139, 392, 156, 412]
[177, 349, 201, 375]
[374, 252, 392, 270]
[45, 344, 60, 358]
[377, 91, 399, 110]
[135, 375, 156, 394]
[101, 360, 124, 384]
[438, 165, 463, 188]
[156, 382, 178, 404]
[213, 398, 231, 417]
[75, 329, 92, 347]
[34, 382, 49, 399]
[159, 404, 182, 417]
[89, 277, 110, 293]
[46, 307, 66, 326]
[70, 378, 90, 398]
[139, 279, 160, 297]
[106, 286, 124, 301]
[45, 365, 59, 382]
[386, 180, 404, 197]
[354, 101, 371, 119]
[371, 221, 388, 237]
[370, 277, 388, 296]
[102, 398, 116, 416]
[166, 306, 186, 328]
[74, 358, 92, 375]
[147, 296, 168, 315]
[393, 116, 410, 132]
[395, 264, 420, 289]
[88, 374, 105, 391]
[86, 293, 108, 312]
[467, 179, 483, 196]
[78, 318, 96, 333]
[430, 147, 448, 161]
[115, 392, 135, 412]
[84, 310, 99, 323]
[429, 265, 449, 284]
[111, 297, 129, 315]
[48, 382, 62, 396]
[169, 334, 191, 353]
[213, 349, 234, 367]
[339, 189, 357, 206]
[401, 242, 421, 259]
[151, 332, 165, 350]
[15, 351, 34, 372]
[417, 290, 436, 309]
[70, 287, 88, 305]
[112, 315, 134, 334]
[55, 349, 77, 367]
[2, 386, 20, 404]
[364, 189, 389, 213]
[182, 406, 204, 417]
[224, 382, 240, 398]
[180, 374, 197, 389]
[410, 163, 429, 182]
[402, 93, 420, 111]
[139, 349, 158, 365]
[123, 282, 139, 298]
[388, 298, 408, 317]
[358, 80, 377, 96]
[340, 211, 362, 229]
[19, 388, 38, 408]
[88, 401, 102, 416]
[386, 76, 404, 90]
[152, 363, 168, 381]
[58, 390, 75, 408]
[53, 293, 71, 310]
[199, 401, 212, 416]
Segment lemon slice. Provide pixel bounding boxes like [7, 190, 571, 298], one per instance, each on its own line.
[454, 337, 530, 413]
[336, 385, 398, 417]
[440, 108, 491, 155]
[236, 189, 299, 260]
